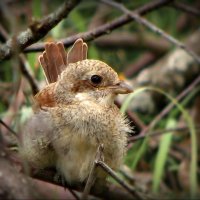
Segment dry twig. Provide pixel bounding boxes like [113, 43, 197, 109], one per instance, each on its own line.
[24, 0, 173, 53]
[33, 167, 134, 200]
[19, 55, 39, 94]
[124, 52, 158, 77]
[97, 161, 143, 200]
[95, 32, 170, 54]
[129, 125, 200, 143]
[171, 2, 200, 17]
[0, 23, 39, 94]
[0, 0, 81, 61]
[0, 119, 17, 136]
[81, 144, 104, 200]
[115, 100, 146, 131]
[101, 0, 200, 64]
[129, 75, 200, 143]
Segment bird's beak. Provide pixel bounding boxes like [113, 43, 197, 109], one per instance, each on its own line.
[111, 81, 133, 94]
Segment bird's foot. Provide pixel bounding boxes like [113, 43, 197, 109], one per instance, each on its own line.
[54, 172, 68, 189]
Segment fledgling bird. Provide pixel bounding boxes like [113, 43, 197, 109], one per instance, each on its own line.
[21, 39, 133, 185]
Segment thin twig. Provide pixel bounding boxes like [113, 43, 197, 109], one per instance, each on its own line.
[101, 0, 200, 64]
[129, 125, 200, 143]
[115, 100, 146, 130]
[0, 23, 39, 94]
[0, 23, 8, 42]
[81, 144, 104, 200]
[24, 0, 173, 53]
[19, 54, 39, 94]
[171, 2, 200, 17]
[68, 188, 80, 200]
[124, 52, 158, 78]
[129, 75, 200, 143]
[0, 119, 17, 136]
[95, 32, 170, 53]
[33, 170, 134, 200]
[0, 0, 81, 61]
[97, 161, 143, 200]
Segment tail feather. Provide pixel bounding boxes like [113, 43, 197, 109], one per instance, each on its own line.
[38, 38, 88, 84]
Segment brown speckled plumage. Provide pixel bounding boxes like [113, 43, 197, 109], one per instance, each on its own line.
[21, 39, 132, 184]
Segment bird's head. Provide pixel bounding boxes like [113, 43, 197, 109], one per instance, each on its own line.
[34, 40, 133, 109]
[55, 59, 132, 105]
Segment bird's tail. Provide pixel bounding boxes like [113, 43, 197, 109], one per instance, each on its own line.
[38, 38, 88, 84]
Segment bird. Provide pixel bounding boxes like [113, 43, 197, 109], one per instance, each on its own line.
[20, 38, 133, 186]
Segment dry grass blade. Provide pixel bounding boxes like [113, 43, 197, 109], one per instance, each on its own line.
[97, 161, 143, 199]
[81, 144, 104, 200]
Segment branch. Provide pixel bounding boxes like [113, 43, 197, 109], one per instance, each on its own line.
[129, 75, 200, 143]
[170, 2, 200, 17]
[81, 145, 104, 200]
[33, 168, 135, 200]
[33, 150, 143, 199]
[120, 30, 200, 115]
[24, 0, 173, 53]
[0, 23, 8, 42]
[0, 23, 39, 94]
[97, 161, 143, 200]
[129, 125, 200, 143]
[0, 0, 81, 61]
[94, 32, 170, 53]
[0, 119, 17, 136]
[124, 52, 158, 77]
[19, 55, 39, 94]
[115, 100, 146, 131]
[0, 155, 45, 199]
[101, 0, 200, 64]
[32, 150, 145, 199]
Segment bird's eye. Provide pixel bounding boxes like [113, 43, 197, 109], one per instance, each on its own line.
[90, 75, 102, 85]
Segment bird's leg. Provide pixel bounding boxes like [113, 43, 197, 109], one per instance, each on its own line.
[54, 172, 69, 189]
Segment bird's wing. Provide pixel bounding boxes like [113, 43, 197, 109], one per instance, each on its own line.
[33, 82, 57, 111]
[38, 38, 88, 84]
[21, 110, 56, 169]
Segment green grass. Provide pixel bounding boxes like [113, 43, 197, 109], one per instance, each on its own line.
[152, 119, 175, 193]
[121, 86, 198, 197]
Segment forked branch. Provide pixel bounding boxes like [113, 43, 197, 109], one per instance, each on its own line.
[0, 0, 81, 61]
